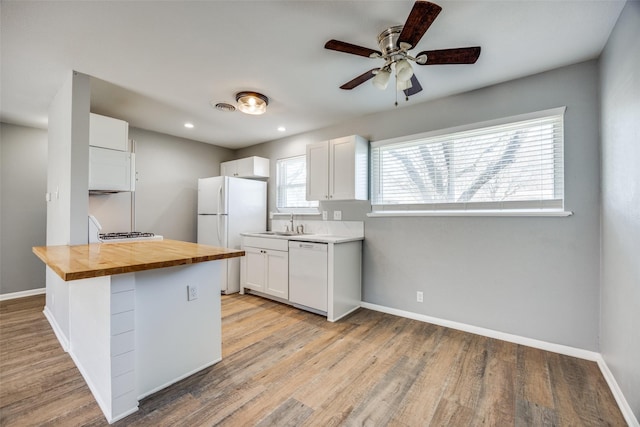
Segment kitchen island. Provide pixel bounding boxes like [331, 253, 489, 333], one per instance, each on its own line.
[33, 240, 243, 424]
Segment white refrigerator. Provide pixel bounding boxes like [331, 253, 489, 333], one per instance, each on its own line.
[197, 176, 267, 294]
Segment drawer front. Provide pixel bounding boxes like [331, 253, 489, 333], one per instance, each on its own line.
[243, 236, 289, 251]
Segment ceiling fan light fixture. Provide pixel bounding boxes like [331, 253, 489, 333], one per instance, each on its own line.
[235, 91, 269, 115]
[396, 78, 412, 92]
[395, 59, 414, 82]
[372, 69, 391, 90]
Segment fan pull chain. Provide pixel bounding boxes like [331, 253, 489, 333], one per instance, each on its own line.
[395, 73, 398, 107]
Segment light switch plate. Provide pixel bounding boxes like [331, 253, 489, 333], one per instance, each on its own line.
[322, 211, 328, 220]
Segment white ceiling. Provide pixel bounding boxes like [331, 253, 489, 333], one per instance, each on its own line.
[1, 1, 625, 149]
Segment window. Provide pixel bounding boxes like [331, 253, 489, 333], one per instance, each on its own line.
[370, 107, 567, 215]
[276, 155, 318, 212]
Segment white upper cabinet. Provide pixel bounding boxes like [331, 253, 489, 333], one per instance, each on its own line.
[90, 113, 129, 151]
[221, 156, 270, 178]
[89, 147, 135, 192]
[306, 135, 368, 201]
[89, 113, 134, 192]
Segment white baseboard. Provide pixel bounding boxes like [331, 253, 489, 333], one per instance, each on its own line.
[67, 348, 117, 423]
[137, 357, 222, 400]
[0, 287, 45, 301]
[596, 356, 640, 427]
[43, 306, 69, 352]
[360, 302, 600, 360]
[360, 302, 638, 425]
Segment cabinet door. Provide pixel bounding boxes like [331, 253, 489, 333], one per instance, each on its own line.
[306, 141, 329, 201]
[90, 113, 129, 151]
[220, 160, 235, 177]
[221, 157, 270, 178]
[243, 247, 265, 293]
[234, 157, 255, 177]
[330, 136, 357, 200]
[265, 249, 289, 299]
[89, 147, 133, 191]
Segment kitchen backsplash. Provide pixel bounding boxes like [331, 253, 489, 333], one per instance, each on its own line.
[271, 220, 364, 238]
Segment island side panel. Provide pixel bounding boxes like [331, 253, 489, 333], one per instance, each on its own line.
[328, 241, 362, 322]
[43, 266, 70, 350]
[68, 274, 138, 423]
[135, 261, 222, 398]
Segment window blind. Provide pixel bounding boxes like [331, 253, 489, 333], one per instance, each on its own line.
[276, 155, 319, 209]
[371, 108, 565, 211]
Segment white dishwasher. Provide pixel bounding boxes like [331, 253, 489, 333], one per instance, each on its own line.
[288, 241, 328, 314]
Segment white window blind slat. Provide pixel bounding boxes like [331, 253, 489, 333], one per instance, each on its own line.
[371, 109, 565, 211]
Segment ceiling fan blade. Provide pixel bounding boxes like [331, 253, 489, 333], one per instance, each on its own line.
[340, 69, 378, 90]
[398, 1, 442, 48]
[417, 47, 481, 65]
[403, 75, 423, 97]
[325, 39, 381, 58]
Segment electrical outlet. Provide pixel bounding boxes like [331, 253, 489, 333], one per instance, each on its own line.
[187, 285, 198, 301]
[416, 291, 423, 303]
[333, 210, 342, 220]
[322, 211, 328, 220]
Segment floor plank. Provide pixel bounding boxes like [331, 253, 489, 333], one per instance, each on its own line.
[0, 294, 627, 426]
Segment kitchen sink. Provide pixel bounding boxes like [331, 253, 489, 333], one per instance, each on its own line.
[255, 231, 312, 237]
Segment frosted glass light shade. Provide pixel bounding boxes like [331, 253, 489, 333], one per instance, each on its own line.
[372, 69, 391, 90]
[396, 78, 412, 91]
[395, 59, 413, 82]
[236, 92, 269, 115]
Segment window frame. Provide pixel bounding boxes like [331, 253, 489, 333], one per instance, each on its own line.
[275, 155, 319, 214]
[368, 107, 572, 217]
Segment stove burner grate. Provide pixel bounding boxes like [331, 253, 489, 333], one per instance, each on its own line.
[99, 232, 156, 240]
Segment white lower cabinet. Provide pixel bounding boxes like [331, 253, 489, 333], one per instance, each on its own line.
[264, 249, 288, 299]
[241, 237, 288, 300]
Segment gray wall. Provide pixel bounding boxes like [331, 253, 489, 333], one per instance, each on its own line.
[0, 124, 233, 295]
[600, 0, 640, 420]
[0, 123, 48, 294]
[238, 60, 602, 350]
[128, 127, 234, 242]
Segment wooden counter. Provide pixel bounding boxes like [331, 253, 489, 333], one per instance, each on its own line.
[33, 239, 244, 281]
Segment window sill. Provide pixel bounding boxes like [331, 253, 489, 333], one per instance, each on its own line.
[367, 209, 573, 218]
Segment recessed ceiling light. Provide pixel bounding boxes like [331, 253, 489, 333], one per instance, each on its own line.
[277, 126, 286, 132]
[184, 123, 194, 129]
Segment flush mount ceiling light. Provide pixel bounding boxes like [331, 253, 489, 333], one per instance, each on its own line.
[235, 92, 269, 115]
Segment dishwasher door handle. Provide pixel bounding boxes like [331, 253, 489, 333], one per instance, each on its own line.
[289, 241, 328, 252]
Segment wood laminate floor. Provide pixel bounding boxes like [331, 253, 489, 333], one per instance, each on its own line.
[0, 294, 626, 426]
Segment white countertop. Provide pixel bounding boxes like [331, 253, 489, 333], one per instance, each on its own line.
[241, 232, 363, 244]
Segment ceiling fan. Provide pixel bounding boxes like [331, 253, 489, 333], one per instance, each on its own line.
[324, 0, 481, 103]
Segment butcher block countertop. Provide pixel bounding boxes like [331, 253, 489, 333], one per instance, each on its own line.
[33, 239, 244, 281]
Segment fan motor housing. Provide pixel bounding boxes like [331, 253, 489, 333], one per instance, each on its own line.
[377, 25, 404, 58]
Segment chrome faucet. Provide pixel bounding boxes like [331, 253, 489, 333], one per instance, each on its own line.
[289, 213, 294, 233]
